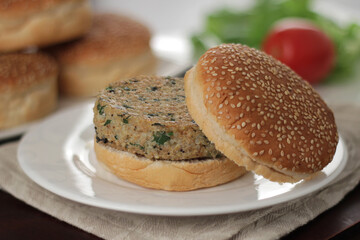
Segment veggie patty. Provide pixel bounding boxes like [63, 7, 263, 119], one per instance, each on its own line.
[94, 76, 220, 160]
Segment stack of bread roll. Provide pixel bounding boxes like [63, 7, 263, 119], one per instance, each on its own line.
[0, 0, 156, 130]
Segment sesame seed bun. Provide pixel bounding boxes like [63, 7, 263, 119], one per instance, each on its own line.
[50, 13, 156, 97]
[94, 140, 247, 191]
[0, 52, 58, 129]
[0, 0, 92, 52]
[184, 44, 338, 183]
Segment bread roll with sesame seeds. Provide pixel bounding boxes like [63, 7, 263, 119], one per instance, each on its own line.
[50, 13, 157, 97]
[0, 0, 92, 52]
[0, 52, 58, 129]
[184, 43, 338, 183]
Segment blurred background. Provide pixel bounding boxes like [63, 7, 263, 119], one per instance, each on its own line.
[92, 0, 360, 106]
[91, 0, 360, 35]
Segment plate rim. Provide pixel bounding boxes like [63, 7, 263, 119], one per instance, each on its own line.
[17, 102, 348, 216]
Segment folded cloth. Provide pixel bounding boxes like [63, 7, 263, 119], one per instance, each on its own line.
[0, 104, 359, 240]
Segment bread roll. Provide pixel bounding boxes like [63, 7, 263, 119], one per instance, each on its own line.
[0, 52, 58, 129]
[184, 43, 338, 183]
[0, 0, 92, 52]
[51, 13, 156, 97]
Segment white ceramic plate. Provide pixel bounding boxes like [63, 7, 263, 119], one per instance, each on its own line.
[18, 102, 348, 216]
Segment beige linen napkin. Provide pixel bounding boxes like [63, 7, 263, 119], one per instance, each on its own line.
[0, 104, 360, 240]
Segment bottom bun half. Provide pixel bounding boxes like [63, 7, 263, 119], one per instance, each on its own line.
[94, 141, 247, 191]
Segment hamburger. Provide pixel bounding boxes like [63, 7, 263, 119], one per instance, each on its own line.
[184, 43, 339, 183]
[93, 76, 247, 191]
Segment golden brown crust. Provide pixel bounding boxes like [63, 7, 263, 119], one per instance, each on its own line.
[0, 53, 58, 91]
[0, 53, 58, 129]
[0, 77, 57, 129]
[0, 0, 92, 52]
[51, 13, 152, 65]
[0, 0, 79, 16]
[184, 44, 338, 182]
[57, 50, 156, 97]
[48, 13, 155, 97]
[94, 140, 247, 191]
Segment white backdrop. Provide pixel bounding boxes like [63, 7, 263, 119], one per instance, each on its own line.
[91, 0, 360, 36]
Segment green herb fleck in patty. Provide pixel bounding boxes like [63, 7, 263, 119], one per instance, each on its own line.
[152, 131, 173, 145]
[123, 116, 130, 124]
[104, 119, 111, 126]
[123, 104, 134, 109]
[97, 104, 105, 115]
[152, 123, 165, 127]
[129, 142, 145, 150]
[147, 86, 159, 91]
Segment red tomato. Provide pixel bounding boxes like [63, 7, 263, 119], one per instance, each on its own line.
[262, 18, 335, 84]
